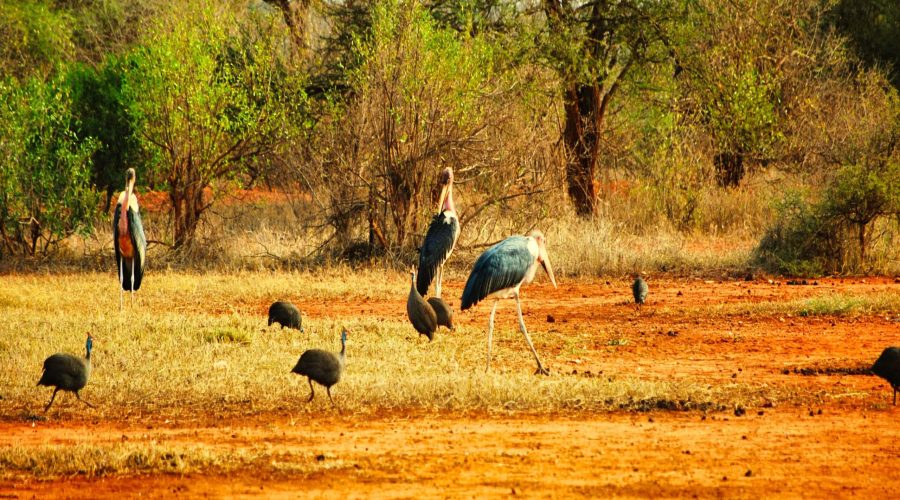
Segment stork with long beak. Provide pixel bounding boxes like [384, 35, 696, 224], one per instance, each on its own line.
[113, 168, 147, 311]
[417, 167, 460, 298]
[460, 230, 557, 375]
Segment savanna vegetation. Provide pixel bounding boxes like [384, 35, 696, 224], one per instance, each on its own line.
[1, 0, 898, 276]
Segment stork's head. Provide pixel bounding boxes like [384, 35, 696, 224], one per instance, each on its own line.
[437, 167, 455, 213]
[529, 230, 557, 288]
[125, 168, 136, 188]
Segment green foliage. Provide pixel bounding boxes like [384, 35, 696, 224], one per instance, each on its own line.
[0, 75, 99, 257]
[831, 0, 900, 89]
[0, 0, 74, 78]
[119, 2, 307, 248]
[67, 58, 143, 207]
[755, 190, 834, 276]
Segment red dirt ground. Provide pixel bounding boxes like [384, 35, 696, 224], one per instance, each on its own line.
[2, 277, 899, 498]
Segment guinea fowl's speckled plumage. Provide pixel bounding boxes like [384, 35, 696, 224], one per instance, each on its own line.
[292, 330, 347, 407]
[427, 296, 454, 331]
[632, 276, 649, 305]
[37, 335, 94, 412]
[407, 272, 437, 341]
[268, 301, 303, 331]
[872, 346, 900, 405]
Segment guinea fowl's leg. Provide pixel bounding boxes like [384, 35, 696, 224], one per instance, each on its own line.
[327, 387, 337, 409]
[75, 391, 95, 408]
[486, 300, 498, 372]
[44, 388, 60, 412]
[515, 293, 548, 376]
[307, 379, 315, 403]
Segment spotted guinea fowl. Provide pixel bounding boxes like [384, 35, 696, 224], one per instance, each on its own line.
[407, 271, 437, 341]
[37, 334, 96, 412]
[292, 329, 348, 408]
[872, 346, 900, 405]
[632, 275, 649, 309]
[268, 301, 304, 331]
[427, 296, 454, 331]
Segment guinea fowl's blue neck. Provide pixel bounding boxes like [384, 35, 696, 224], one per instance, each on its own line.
[85, 337, 93, 361]
[339, 334, 347, 363]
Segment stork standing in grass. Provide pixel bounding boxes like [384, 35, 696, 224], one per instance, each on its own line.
[417, 167, 459, 298]
[461, 230, 557, 375]
[113, 168, 146, 310]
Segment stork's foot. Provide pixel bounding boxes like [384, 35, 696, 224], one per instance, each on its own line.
[534, 366, 550, 376]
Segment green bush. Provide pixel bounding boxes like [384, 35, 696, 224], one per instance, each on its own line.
[0, 75, 99, 258]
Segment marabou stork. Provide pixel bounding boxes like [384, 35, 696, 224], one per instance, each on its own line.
[461, 230, 557, 375]
[113, 168, 146, 310]
[417, 167, 460, 298]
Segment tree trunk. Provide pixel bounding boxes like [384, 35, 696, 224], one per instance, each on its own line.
[169, 170, 204, 249]
[562, 83, 602, 216]
[264, 0, 309, 58]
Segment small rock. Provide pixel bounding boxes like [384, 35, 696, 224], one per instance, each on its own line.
[667, 330, 678, 337]
[546, 314, 556, 323]
[677, 290, 683, 296]
[734, 406, 746, 417]
[757, 411, 765, 416]
[316, 454, 326, 462]
[817, 409, 823, 415]
[745, 469, 753, 477]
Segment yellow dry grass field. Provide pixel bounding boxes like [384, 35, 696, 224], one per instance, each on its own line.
[1, 271, 899, 497]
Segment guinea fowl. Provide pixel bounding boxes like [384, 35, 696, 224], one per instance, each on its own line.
[268, 301, 304, 331]
[37, 334, 95, 412]
[632, 275, 649, 309]
[292, 329, 348, 408]
[427, 296, 454, 331]
[407, 271, 437, 341]
[872, 346, 900, 405]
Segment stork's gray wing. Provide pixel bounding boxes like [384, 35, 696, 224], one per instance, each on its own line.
[129, 206, 147, 290]
[417, 212, 460, 296]
[461, 236, 533, 310]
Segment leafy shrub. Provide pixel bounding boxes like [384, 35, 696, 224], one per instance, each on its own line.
[0, 75, 99, 257]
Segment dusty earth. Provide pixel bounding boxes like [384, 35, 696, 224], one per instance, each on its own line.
[3, 277, 899, 498]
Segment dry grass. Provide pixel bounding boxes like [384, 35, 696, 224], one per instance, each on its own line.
[709, 290, 900, 318]
[0, 271, 782, 422]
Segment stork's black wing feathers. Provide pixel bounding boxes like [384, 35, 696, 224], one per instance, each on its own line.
[417, 212, 460, 296]
[461, 236, 532, 310]
[113, 202, 147, 291]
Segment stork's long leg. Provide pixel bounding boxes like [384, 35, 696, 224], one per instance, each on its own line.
[44, 388, 60, 412]
[307, 379, 315, 403]
[486, 300, 499, 372]
[435, 265, 443, 298]
[515, 293, 548, 375]
[118, 256, 124, 312]
[130, 260, 135, 306]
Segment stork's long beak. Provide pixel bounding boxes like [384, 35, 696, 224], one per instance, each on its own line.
[437, 184, 450, 213]
[540, 250, 557, 288]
